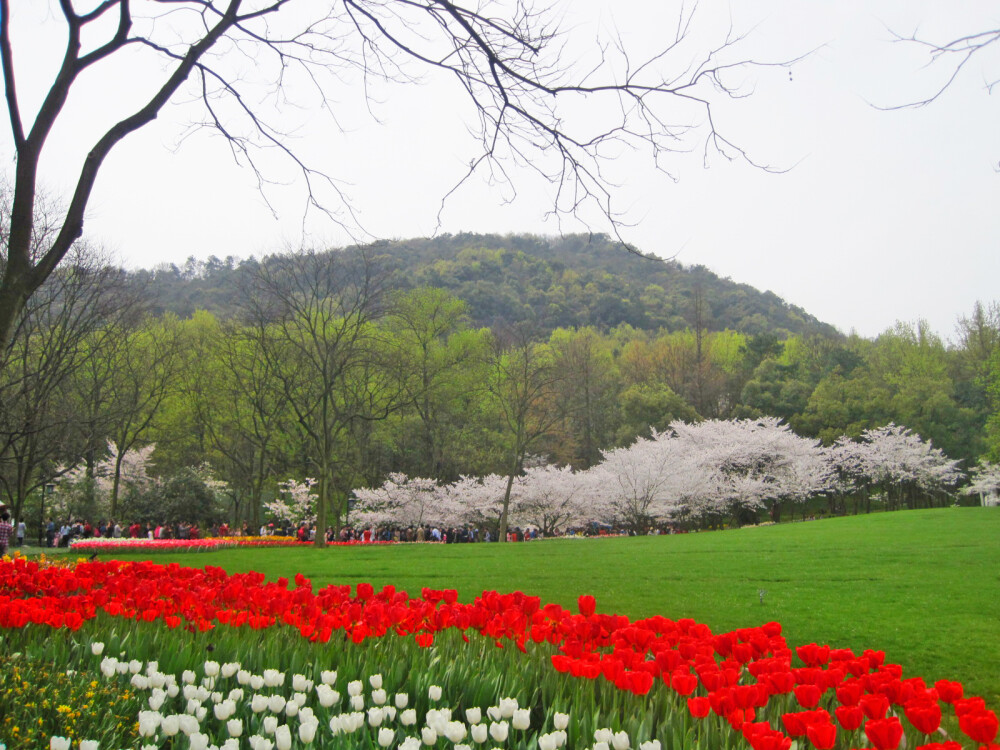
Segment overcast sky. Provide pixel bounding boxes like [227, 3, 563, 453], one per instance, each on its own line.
[6, 1, 1000, 340]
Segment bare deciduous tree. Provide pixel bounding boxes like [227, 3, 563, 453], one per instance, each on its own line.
[1, 0, 793, 352]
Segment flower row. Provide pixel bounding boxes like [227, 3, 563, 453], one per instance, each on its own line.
[66, 537, 397, 553]
[1, 556, 996, 750]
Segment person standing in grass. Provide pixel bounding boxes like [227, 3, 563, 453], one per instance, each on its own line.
[0, 511, 13, 556]
[15, 519, 25, 546]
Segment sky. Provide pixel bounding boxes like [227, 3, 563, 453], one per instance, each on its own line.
[5, 1, 1000, 341]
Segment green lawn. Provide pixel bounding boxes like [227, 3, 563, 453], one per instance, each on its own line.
[108, 507, 1000, 709]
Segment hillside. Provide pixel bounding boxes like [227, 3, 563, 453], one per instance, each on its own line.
[133, 233, 841, 338]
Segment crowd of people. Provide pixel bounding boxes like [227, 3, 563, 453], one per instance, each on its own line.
[0, 497, 672, 554]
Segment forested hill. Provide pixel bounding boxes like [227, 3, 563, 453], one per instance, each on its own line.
[135, 233, 840, 338]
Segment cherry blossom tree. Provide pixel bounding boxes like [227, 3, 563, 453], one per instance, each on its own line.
[351, 473, 460, 529]
[827, 423, 963, 512]
[963, 461, 1000, 507]
[510, 464, 593, 535]
[264, 478, 318, 528]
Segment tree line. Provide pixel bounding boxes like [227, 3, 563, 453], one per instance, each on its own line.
[1, 245, 997, 543]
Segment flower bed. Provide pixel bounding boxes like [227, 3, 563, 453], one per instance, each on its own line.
[68, 537, 397, 553]
[0, 555, 996, 750]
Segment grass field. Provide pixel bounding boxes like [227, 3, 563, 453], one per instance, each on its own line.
[105, 507, 1000, 710]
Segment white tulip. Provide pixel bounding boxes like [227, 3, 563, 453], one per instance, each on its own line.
[221, 739, 240, 750]
[228, 688, 244, 703]
[213, 701, 230, 721]
[498, 698, 518, 718]
[348, 680, 364, 697]
[187, 733, 210, 750]
[421, 726, 438, 745]
[316, 685, 340, 708]
[115, 661, 129, 675]
[553, 712, 570, 731]
[594, 742, 610, 750]
[228, 718, 243, 737]
[200, 675, 215, 689]
[237, 669, 252, 685]
[195, 706, 207, 722]
[90, 642, 105, 656]
[486, 706, 502, 722]
[138, 711, 161, 737]
[368, 707, 385, 727]
[611, 731, 630, 750]
[178, 713, 200, 735]
[262, 716, 278, 735]
[274, 724, 292, 750]
[444, 721, 468, 743]
[512, 708, 531, 730]
[129, 659, 143, 674]
[395, 692, 409, 709]
[329, 716, 344, 736]
[320, 670, 337, 685]
[263, 669, 284, 687]
[299, 720, 318, 744]
[100, 657, 117, 678]
[471, 723, 488, 743]
[204, 660, 220, 677]
[268, 695, 286, 713]
[131, 674, 149, 690]
[639, 741, 662, 750]
[222, 662, 240, 678]
[211, 691, 224, 704]
[489, 722, 509, 743]
[182, 669, 196, 684]
[183, 685, 199, 701]
[166, 683, 180, 698]
[372, 688, 387, 705]
[160, 714, 180, 736]
[284, 700, 299, 718]
[250, 675, 265, 691]
[345, 712, 365, 732]
[148, 690, 166, 712]
[594, 729, 613, 744]
[378, 727, 395, 747]
[553, 729, 568, 747]
[384, 706, 397, 722]
[292, 674, 311, 692]
[251, 694, 269, 713]
[350, 695, 365, 711]
[399, 738, 422, 750]
[249, 735, 273, 750]
[465, 708, 482, 725]
[538, 733, 558, 750]
[400, 708, 417, 726]
[185, 698, 202, 715]
[428, 685, 442, 701]
[149, 672, 166, 689]
[293, 691, 307, 708]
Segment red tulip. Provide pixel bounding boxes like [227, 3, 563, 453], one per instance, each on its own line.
[806, 721, 837, 750]
[795, 684, 823, 708]
[577, 594, 596, 617]
[960, 710, 999, 745]
[864, 717, 904, 750]
[861, 692, 890, 720]
[687, 697, 711, 718]
[904, 701, 942, 735]
[835, 705, 864, 731]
